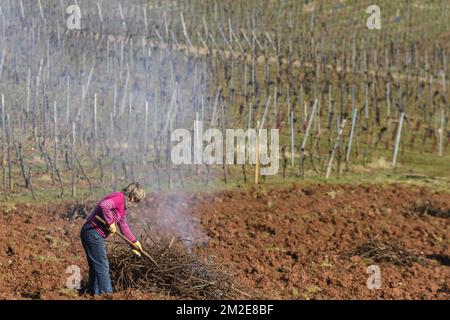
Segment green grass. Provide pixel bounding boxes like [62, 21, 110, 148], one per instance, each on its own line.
[1, 148, 449, 209]
[57, 288, 80, 298]
[33, 255, 60, 263]
[320, 256, 334, 268]
[303, 285, 322, 300]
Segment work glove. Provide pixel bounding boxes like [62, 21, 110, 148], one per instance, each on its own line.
[107, 223, 117, 235]
[131, 241, 142, 258]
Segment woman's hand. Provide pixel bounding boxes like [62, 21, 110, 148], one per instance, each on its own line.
[133, 241, 142, 250]
[107, 223, 117, 235]
[131, 241, 142, 257]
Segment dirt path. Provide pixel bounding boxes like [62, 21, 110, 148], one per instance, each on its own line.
[0, 183, 448, 299]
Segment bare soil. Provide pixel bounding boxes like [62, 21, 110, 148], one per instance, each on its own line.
[0, 183, 448, 299]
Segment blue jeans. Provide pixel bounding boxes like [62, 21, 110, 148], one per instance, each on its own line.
[80, 223, 113, 295]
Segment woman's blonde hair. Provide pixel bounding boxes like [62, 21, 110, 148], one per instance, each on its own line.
[122, 182, 145, 203]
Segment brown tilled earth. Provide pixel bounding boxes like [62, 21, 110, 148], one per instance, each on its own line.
[0, 183, 449, 300]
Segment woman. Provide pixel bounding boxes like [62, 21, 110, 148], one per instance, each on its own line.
[80, 182, 145, 295]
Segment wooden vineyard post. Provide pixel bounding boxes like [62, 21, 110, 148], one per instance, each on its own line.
[167, 118, 172, 190]
[120, 69, 129, 115]
[97, 2, 104, 31]
[119, 40, 124, 80]
[6, 113, 12, 192]
[1, 94, 7, 198]
[80, 85, 85, 134]
[53, 101, 58, 172]
[392, 112, 405, 169]
[180, 12, 195, 55]
[127, 93, 132, 148]
[346, 108, 358, 166]
[143, 101, 149, 165]
[363, 81, 370, 164]
[195, 112, 199, 176]
[26, 69, 31, 124]
[290, 111, 295, 167]
[71, 121, 76, 197]
[386, 81, 391, 150]
[110, 112, 115, 188]
[254, 96, 271, 185]
[255, 120, 260, 185]
[247, 103, 252, 130]
[439, 108, 445, 157]
[93, 93, 97, 157]
[28, 167, 36, 200]
[299, 99, 318, 177]
[328, 84, 333, 132]
[221, 102, 228, 185]
[326, 118, 347, 179]
[66, 76, 70, 125]
[264, 37, 269, 92]
[439, 71, 447, 157]
[273, 86, 278, 127]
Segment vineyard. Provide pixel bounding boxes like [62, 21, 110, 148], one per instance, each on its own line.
[0, 0, 449, 300]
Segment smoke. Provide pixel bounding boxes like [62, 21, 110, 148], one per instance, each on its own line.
[0, 0, 214, 245]
[131, 192, 209, 249]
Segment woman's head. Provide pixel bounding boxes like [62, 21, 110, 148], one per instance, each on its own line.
[121, 182, 145, 206]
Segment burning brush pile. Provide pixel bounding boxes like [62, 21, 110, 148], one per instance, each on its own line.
[107, 234, 244, 299]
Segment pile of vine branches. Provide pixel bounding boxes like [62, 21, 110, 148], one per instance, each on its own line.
[108, 235, 246, 299]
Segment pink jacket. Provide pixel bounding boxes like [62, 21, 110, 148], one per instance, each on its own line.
[86, 192, 137, 243]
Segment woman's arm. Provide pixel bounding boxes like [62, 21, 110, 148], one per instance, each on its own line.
[99, 199, 117, 225]
[117, 217, 137, 243]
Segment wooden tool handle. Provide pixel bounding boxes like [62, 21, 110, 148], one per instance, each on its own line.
[95, 215, 159, 266]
